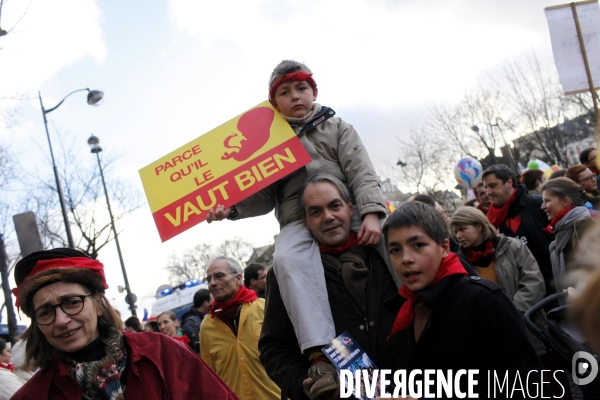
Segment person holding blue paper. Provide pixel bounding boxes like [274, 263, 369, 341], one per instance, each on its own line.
[259, 174, 400, 400]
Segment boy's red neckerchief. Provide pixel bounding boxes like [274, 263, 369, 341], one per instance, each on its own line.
[465, 239, 496, 263]
[209, 285, 258, 318]
[318, 232, 360, 255]
[268, 72, 317, 107]
[388, 253, 468, 339]
[486, 188, 519, 228]
[543, 205, 575, 234]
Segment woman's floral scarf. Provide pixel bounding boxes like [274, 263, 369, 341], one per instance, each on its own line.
[61, 327, 127, 400]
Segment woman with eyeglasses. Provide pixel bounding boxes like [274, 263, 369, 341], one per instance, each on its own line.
[540, 178, 598, 294]
[10, 248, 238, 400]
[566, 164, 600, 210]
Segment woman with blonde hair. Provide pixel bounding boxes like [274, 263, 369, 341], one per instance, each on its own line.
[450, 207, 547, 355]
[157, 311, 190, 346]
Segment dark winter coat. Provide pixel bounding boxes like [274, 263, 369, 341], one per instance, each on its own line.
[497, 185, 554, 293]
[181, 307, 205, 354]
[259, 246, 398, 400]
[386, 274, 545, 399]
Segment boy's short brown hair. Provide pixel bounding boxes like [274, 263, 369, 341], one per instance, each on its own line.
[383, 202, 449, 245]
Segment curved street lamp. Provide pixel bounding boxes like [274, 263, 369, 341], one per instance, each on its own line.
[38, 88, 104, 248]
[87, 134, 137, 316]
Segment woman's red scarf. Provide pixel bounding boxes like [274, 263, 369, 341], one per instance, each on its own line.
[388, 253, 468, 339]
[318, 232, 360, 254]
[209, 285, 258, 318]
[543, 205, 575, 234]
[465, 240, 495, 263]
[0, 362, 14, 373]
[487, 188, 519, 228]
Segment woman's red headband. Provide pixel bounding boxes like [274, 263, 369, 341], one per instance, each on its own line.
[12, 257, 108, 308]
[268, 72, 317, 107]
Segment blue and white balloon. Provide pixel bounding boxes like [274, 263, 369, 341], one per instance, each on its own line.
[454, 157, 483, 189]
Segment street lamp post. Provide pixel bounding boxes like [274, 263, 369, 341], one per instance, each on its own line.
[87, 135, 137, 316]
[39, 89, 104, 248]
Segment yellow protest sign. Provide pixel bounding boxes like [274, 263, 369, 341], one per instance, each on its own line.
[139, 101, 312, 241]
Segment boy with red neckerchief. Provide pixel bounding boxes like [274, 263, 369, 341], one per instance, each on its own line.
[384, 202, 545, 398]
[482, 164, 554, 294]
[207, 60, 396, 399]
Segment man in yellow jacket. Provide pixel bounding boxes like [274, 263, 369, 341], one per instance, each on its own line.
[200, 256, 280, 400]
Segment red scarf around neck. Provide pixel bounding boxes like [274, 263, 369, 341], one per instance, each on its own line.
[209, 285, 258, 318]
[388, 253, 468, 339]
[543, 205, 575, 234]
[487, 188, 519, 228]
[318, 232, 360, 254]
[465, 239, 496, 263]
[0, 362, 14, 373]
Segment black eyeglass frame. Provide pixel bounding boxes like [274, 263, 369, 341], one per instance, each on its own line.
[33, 293, 92, 325]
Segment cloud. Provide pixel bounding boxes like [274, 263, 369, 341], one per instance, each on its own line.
[168, 0, 542, 107]
[0, 0, 106, 100]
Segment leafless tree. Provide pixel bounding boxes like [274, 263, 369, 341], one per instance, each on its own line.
[21, 132, 142, 259]
[165, 237, 254, 286]
[492, 52, 596, 166]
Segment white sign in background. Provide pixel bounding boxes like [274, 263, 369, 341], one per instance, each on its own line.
[545, 1, 600, 94]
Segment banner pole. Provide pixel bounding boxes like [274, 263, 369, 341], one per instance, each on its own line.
[570, 2, 600, 135]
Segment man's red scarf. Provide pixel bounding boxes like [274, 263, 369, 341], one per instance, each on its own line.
[487, 188, 519, 228]
[318, 232, 360, 254]
[477, 204, 489, 214]
[543, 205, 575, 234]
[209, 285, 258, 318]
[465, 240, 495, 263]
[0, 362, 14, 373]
[268, 72, 317, 107]
[388, 253, 468, 339]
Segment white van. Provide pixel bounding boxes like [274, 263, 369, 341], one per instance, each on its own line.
[149, 279, 208, 321]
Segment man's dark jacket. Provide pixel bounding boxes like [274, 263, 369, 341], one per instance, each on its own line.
[259, 246, 399, 400]
[496, 185, 554, 293]
[387, 274, 545, 399]
[181, 307, 205, 354]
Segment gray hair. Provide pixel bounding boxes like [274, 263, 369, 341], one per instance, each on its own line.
[207, 256, 243, 274]
[268, 60, 312, 88]
[298, 173, 352, 219]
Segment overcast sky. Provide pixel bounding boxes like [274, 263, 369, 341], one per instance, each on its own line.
[0, 0, 574, 317]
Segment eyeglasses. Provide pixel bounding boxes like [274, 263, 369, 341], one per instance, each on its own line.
[579, 173, 597, 183]
[33, 293, 92, 325]
[202, 272, 237, 284]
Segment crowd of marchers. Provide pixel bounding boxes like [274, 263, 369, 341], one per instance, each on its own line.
[2, 60, 600, 400]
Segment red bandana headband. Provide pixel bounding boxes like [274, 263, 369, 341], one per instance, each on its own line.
[268, 71, 317, 107]
[12, 257, 108, 308]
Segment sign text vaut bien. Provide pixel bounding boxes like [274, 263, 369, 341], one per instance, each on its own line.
[139, 101, 312, 242]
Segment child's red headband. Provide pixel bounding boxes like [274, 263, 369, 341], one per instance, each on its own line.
[268, 72, 317, 107]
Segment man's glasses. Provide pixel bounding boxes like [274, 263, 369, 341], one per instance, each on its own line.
[33, 293, 92, 325]
[579, 173, 597, 183]
[203, 272, 237, 284]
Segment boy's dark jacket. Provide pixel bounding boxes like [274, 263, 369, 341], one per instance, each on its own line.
[497, 185, 554, 293]
[386, 273, 545, 399]
[259, 245, 398, 400]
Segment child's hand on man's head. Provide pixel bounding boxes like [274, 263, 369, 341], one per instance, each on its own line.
[206, 205, 231, 223]
[358, 213, 381, 246]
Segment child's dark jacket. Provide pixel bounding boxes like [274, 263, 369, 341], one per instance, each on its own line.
[387, 274, 545, 399]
